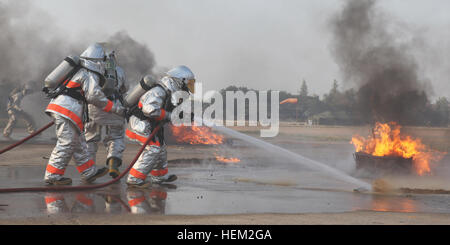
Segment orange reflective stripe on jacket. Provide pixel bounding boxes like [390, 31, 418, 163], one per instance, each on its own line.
[125, 129, 160, 146]
[103, 100, 114, 112]
[46, 103, 84, 131]
[76, 159, 95, 173]
[66, 81, 81, 88]
[156, 109, 166, 121]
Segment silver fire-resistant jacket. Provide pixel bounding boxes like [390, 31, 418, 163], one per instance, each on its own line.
[85, 66, 127, 162]
[126, 76, 186, 141]
[45, 59, 125, 133]
[126, 85, 169, 141]
[126, 76, 186, 185]
[87, 66, 127, 126]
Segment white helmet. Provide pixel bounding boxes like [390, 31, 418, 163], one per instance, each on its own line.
[80, 43, 106, 61]
[166, 65, 196, 93]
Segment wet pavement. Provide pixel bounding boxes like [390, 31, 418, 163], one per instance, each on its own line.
[1, 129, 450, 218]
[1, 158, 450, 218]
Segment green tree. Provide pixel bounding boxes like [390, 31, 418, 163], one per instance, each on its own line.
[324, 80, 340, 106]
[299, 79, 308, 98]
[330, 80, 339, 97]
[435, 97, 450, 126]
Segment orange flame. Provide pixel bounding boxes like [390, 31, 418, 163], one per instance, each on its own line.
[351, 122, 445, 175]
[215, 155, 241, 163]
[170, 125, 224, 145]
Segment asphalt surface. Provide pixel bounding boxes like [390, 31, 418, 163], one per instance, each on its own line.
[0, 128, 450, 219]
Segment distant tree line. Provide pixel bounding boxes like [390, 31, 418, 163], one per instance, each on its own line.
[2, 80, 448, 127]
[216, 80, 450, 127]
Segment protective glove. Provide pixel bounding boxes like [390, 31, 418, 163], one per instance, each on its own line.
[124, 107, 136, 122]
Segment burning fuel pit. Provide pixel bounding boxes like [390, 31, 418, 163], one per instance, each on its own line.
[163, 125, 243, 165]
[351, 122, 446, 177]
[354, 152, 413, 176]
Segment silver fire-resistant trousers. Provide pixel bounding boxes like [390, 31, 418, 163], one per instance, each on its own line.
[126, 144, 168, 185]
[44, 114, 98, 181]
[85, 122, 126, 163]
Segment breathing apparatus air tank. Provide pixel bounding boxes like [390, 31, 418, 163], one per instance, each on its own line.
[44, 56, 80, 90]
[102, 51, 118, 97]
[124, 74, 158, 107]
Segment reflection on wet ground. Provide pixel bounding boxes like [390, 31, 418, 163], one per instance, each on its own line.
[0, 162, 449, 219]
[43, 185, 169, 215]
[369, 196, 417, 213]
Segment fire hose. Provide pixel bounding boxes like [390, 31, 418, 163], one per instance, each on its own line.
[0, 121, 55, 155]
[0, 124, 161, 193]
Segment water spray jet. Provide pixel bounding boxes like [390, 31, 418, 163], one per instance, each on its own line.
[197, 117, 373, 191]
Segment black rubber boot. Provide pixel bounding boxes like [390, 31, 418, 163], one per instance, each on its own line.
[82, 167, 108, 184]
[151, 174, 177, 185]
[45, 177, 72, 186]
[106, 157, 122, 179]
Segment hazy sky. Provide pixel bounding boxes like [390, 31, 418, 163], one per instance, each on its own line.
[7, 0, 450, 99]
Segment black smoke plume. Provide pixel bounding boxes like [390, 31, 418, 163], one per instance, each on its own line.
[0, 1, 157, 126]
[106, 31, 157, 83]
[330, 0, 433, 125]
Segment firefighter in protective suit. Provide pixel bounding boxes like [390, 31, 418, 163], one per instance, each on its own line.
[3, 84, 36, 138]
[85, 51, 127, 179]
[44, 43, 126, 185]
[126, 65, 196, 188]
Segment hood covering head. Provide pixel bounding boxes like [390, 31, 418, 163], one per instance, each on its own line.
[166, 65, 196, 94]
[80, 43, 106, 61]
[158, 76, 187, 107]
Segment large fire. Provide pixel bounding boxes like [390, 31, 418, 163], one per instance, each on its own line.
[351, 122, 445, 175]
[170, 125, 224, 145]
[170, 125, 241, 163]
